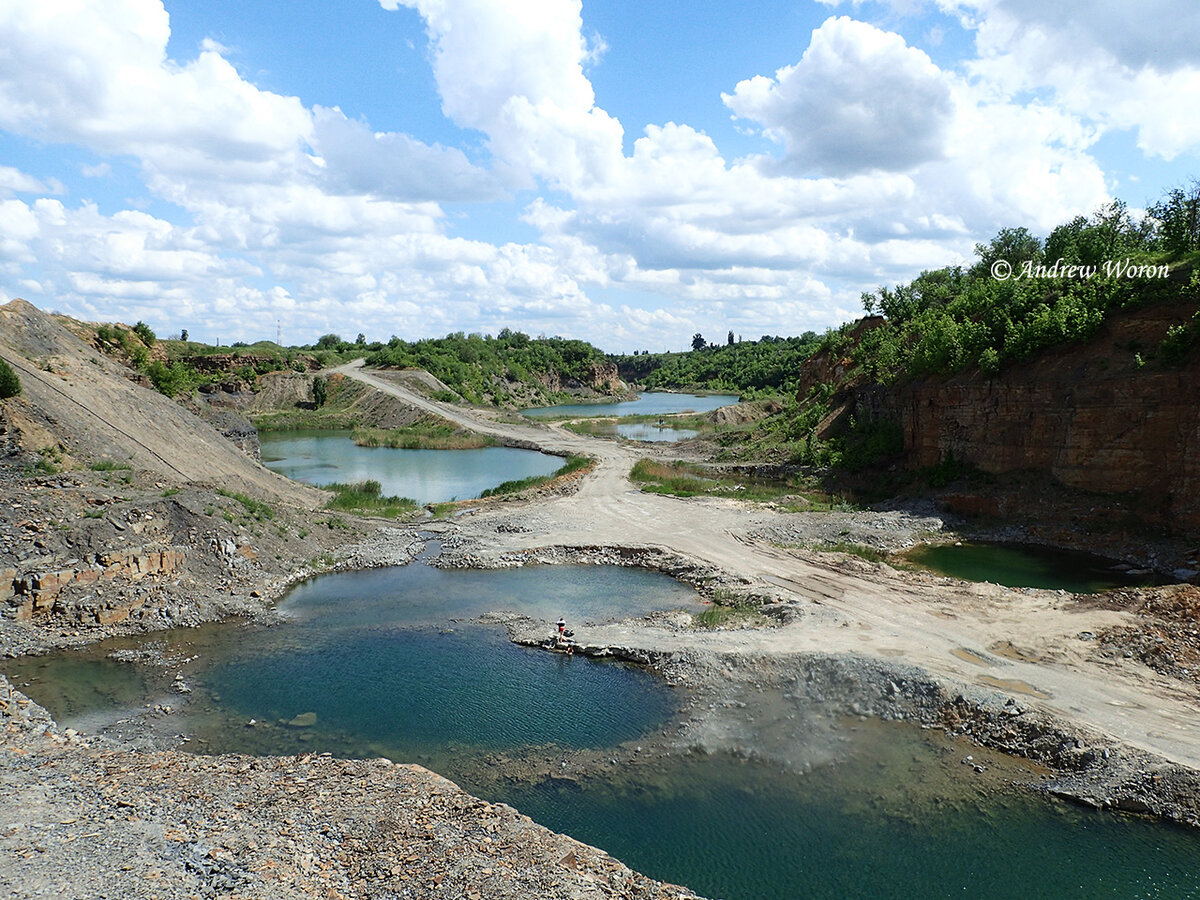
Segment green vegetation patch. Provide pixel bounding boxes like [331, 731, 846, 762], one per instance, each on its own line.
[692, 590, 766, 629]
[216, 487, 275, 521]
[27, 445, 65, 476]
[629, 459, 718, 496]
[629, 459, 850, 510]
[367, 329, 610, 407]
[353, 416, 494, 450]
[427, 501, 459, 519]
[1159, 297, 1200, 365]
[479, 454, 592, 498]
[89, 460, 131, 472]
[614, 333, 822, 398]
[324, 480, 420, 519]
[0, 358, 21, 398]
[848, 195, 1200, 384]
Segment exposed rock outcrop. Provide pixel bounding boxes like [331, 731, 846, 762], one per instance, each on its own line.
[183, 352, 317, 374]
[535, 361, 626, 395]
[824, 302, 1200, 534]
[2, 545, 187, 624]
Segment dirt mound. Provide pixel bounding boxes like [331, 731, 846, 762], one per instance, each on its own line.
[0, 299, 318, 506]
[1098, 585, 1200, 686]
[380, 367, 457, 398]
[707, 399, 782, 426]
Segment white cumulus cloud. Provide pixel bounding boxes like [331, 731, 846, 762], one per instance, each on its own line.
[723, 17, 954, 176]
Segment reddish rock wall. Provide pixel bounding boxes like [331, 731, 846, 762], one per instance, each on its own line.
[876, 303, 1200, 533]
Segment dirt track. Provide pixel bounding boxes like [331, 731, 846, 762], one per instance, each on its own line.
[342, 361, 1200, 772]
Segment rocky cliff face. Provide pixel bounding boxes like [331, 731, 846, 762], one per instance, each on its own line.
[535, 361, 626, 395]
[844, 303, 1200, 534]
[585, 361, 625, 393]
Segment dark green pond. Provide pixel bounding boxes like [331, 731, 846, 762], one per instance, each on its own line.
[259, 429, 561, 503]
[6, 562, 1199, 899]
[510, 747, 1200, 900]
[904, 542, 1164, 593]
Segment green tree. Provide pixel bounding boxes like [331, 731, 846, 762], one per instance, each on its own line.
[691, 333, 706, 351]
[970, 227, 1043, 279]
[133, 321, 156, 346]
[0, 358, 20, 398]
[312, 375, 328, 407]
[1148, 183, 1200, 256]
[1043, 216, 1097, 266]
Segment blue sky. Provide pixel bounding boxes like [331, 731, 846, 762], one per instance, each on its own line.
[0, 0, 1197, 351]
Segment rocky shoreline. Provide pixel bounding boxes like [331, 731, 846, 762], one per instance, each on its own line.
[0, 674, 703, 900]
[15, 510, 1200, 827]
[413, 531, 1200, 829]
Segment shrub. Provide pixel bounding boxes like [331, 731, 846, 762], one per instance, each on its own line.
[324, 480, 418, 518]
[1160, 310, 1200, 365]
[133, 321, 156, 346]
[0, 358, 20, 398]
[145, 360, 195, 397]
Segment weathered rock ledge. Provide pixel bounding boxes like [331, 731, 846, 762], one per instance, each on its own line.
[0, 675, 703, 900]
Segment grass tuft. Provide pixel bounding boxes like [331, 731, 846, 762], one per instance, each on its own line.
[90, 460, 131, 472]
[480, 455, 592, 498]
[216, 487, 275, 521]
[324, 480, 419, 518]
[692, 589, 764, 629]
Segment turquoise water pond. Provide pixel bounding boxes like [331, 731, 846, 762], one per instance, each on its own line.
[6, 561, 1199, 899]
[3, 564, 697, 767]
[905, 541, 1163, 593]
[524, 392, 737, 418]
[259, 429, 561, 503]
[614, 422, 700, 442]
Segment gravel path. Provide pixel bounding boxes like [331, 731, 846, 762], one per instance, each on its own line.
[343, 362, 1200, 776]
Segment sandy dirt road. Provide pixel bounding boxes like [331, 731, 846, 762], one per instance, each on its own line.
[340, 361, 1200, 769]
